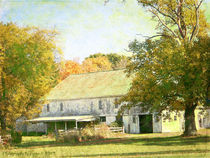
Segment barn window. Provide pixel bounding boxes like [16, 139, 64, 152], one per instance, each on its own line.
[133, 116, 136, 123]
[114, 98, 118, 109]
[100, 116, 106, 122]
[47, 104, 50, 112]
[99, 100, 103, 109]
[60, 103, 63, 111]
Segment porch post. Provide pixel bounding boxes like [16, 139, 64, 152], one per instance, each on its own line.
[36, 123, 38, 136]
[54, 122, 58, 141]
[45, 123, 48, 134]
[75, 120, 78, 129]
[55, 122, 57, 131]
[65, 122, 67, 131]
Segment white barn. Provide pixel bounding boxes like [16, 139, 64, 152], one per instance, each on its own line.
[21, 69, 209, 134]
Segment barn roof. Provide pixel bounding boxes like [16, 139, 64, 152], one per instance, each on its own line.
[46, 69, 132, 100]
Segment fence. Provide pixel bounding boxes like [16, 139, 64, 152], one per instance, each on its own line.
[109, 127, 124, 133]
[58, 126, 124, 136]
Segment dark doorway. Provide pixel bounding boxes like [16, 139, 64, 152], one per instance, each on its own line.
[139, 115, 153, 133]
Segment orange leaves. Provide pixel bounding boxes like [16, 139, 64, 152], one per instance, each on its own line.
[60, 60, 83, 80]
[59, 56, 113, 80]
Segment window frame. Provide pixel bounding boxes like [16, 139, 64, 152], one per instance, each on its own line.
[98, 100, 103, 110]
[47, 104, 50, 112]
[99, 116, 106, 122]
[60, 103, 63, 111]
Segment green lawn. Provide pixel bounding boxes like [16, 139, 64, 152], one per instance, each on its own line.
[0, 129, 209, 158]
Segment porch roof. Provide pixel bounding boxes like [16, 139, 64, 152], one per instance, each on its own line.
[27, 115, 96, 123]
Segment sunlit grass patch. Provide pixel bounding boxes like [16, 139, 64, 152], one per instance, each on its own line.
[0, 129, 209, 158]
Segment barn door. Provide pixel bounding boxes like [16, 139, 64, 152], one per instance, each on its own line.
[139, 114, 153, 133]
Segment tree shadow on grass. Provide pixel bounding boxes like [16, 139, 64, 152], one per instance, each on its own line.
[62, 149, 210, 157]
[15, 135, 209, 149]
[16, 140, 56, 148]
[118, 136, 210, 146]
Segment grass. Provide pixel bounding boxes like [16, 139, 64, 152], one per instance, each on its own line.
[0, 129, 209, 158]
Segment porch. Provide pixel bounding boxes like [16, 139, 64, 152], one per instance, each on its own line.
[27, 115, 96, 134]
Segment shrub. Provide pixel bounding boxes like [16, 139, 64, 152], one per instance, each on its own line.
[0, 135, 11, 149]
[56, 130, 80, 143]
[109, 121, 119, 127]
[94, 123, 113, 138]
[56, 123, 113, 143]
[80, 123, 113, 141]
[11, 131, 22, 144]
[63, 132, 80, 143]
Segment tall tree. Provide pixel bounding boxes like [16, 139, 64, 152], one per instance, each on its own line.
[137, 0, 208, 42]
[59, 60, 83, 80]
[87, 53, 129, 69]
[82, 56, 112, 72]
[0, 23, 60, 133]
[118, 0, 209, 136]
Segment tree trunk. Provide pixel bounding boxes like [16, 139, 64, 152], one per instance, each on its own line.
[0, 71, 7, 134]
[0, 111, 6, 134]
[183, 105, 197, 136]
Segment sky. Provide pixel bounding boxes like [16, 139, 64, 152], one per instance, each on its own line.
[0, 0, 209, 62]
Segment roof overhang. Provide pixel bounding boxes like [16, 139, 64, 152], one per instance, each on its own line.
[27, 115, 96, 123]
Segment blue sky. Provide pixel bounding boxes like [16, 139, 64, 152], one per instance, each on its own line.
[0, 0, 209, 62]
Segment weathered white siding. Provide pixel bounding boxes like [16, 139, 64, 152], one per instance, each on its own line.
[41, 97, 120, 118]
[195, 108, 210, 129]
[161, 111, 184, 133]
[20, 97, 210, 134]
[122, 115, 140, 134]
[203, 109, 210, 128]
[27, 123, 46, 133]
[152, 115, 162, 133]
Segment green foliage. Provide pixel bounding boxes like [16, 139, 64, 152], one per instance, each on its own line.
[86, 53, 129, 69]
[137, 0, 209, 43]
[82, 56, 112, 72]
[0, 23, 61, 132]
[11, 131, 22, 144]
[118, 0, 209, 136]
[109, 116, 123, 127]
[22, 132, 45, 136]
[120, 36, 209, 123]
[109, 121, 120, 127]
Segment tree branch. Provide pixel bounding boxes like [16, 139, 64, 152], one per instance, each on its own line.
[137, 33, 172, 40]
[147, 2, 186, 41]
[190, 0, 203, 42]
[147, 3, 178, 25]
[177, 0, 186, 39]
[149, 9, 179, 40]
